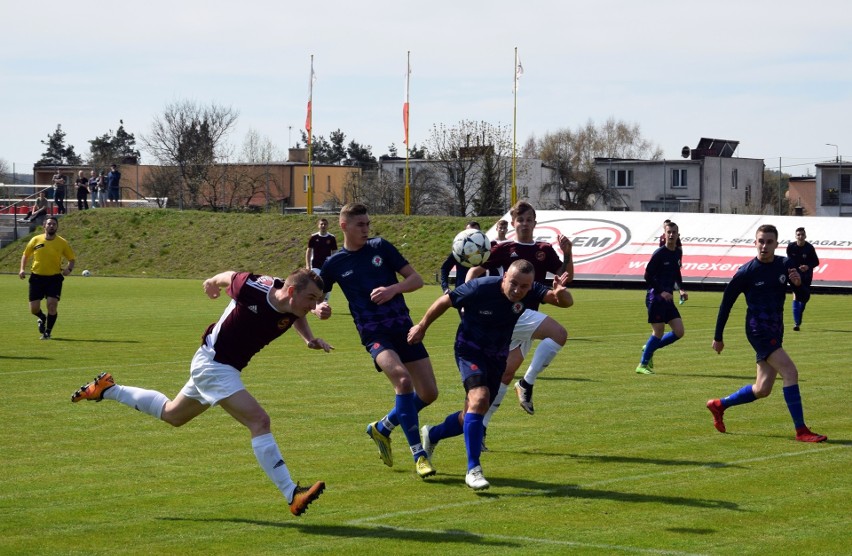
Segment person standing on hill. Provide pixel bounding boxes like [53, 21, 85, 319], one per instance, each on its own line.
[75, 170, 89, 211]
[52, 170, 67, 214]
[786, 227, 819, 331]
[106, 164, 121, 207]
[19, 216, 76, 339]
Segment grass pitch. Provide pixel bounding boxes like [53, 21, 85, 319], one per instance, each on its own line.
[1, 276, 849, 555]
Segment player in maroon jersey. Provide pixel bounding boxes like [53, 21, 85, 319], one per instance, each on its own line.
[71, 269, 333, 516]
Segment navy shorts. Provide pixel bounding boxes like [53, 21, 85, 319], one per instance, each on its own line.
[365, 329, 429, 372]
[647, 296, 681, 324]
[28, 273, 64, 302]
[746, 330, 783, 362]
[456, 354, 503, 404]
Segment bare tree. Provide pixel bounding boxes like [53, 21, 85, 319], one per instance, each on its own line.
[525, 118, 662, 209]
[0, 157, 10, 182]
[425, 120, 513, 216]
[142, 100, 238, 209]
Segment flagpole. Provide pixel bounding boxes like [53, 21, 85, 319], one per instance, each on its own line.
[306, 54, 314, 215]
[511, 46, 519, 206]
[404, 51, 411, 216]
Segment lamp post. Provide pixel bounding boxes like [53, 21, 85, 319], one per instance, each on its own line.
[827, 143, 840, 212]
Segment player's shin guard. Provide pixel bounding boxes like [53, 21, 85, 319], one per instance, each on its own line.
[782, 384, 805, 429]
[482, 383, 508, 428]
[251, 433, 296, 500]
[395, 392, 425, 460]
[523, 338, 562, 385]
[103, 385, 169, 419]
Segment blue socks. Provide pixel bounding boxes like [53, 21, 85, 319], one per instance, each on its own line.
[641, 332, 680, 364]
[393, 392, 425, 460]
[463, 413, 485, 471]
[783, 384, 805, 429]
[722, 385, 757, 408]
[792, 300, 804, 326]
[377, 393, 427, 436]
[428, 411, 464, 445]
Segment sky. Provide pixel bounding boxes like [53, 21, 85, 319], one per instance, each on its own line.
[1, 0, 850, 179]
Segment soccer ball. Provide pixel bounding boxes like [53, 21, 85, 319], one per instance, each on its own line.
[452, 229, 491, 268]
[81, 270, 91, 277]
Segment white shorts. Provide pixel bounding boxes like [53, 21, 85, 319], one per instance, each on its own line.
[179, 345, 246, 406]
[509, 309, 548, 358]
[310, 267, 322, 276]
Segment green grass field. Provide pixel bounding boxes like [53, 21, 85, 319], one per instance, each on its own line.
[1, 276, 849, 555]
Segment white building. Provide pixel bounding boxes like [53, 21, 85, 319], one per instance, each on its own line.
[814, 160, 852, 217]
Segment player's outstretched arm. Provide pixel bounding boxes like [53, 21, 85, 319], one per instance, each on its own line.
[557, 234, 574, 283]
[408, 294, 452, 344]
[203, 271, 236, 299]
[312, 301, 332, 319]
[545, 272, 573, 308]
[293, 317, 334, 352]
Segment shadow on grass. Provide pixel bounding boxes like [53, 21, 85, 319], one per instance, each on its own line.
[537, 375, 597, 383]
[0, 354, 52, 360]
[43, 337, 141, 344]
[666, 527, 716, 535]
[566, 453, 742, 469]
[158, 517, 518, 547]
[672, 373, 755, 381]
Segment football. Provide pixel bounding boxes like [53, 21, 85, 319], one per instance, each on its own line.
[451, 229, 491, 268]
[81, 270, 91, 277]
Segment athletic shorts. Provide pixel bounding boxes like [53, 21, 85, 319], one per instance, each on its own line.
[365, 328, 429, 372]
[647, 297, 681, 324]
[28, 273, 64, 302]
[509, 309, 548, 357]
[746, 331, 783, 363]
[179, 345, 246, 406]
[456, 354, 503, 404]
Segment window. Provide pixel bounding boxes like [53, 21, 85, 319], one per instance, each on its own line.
[672, 169, 687, 188]
[303, 175, 310, 193]
[327, 176, 331, 192]
[610, 169, 633, 187]
[397, 168, 404, 181]
[745, 183, 751, 206]
[731, 169, 738, 189]
[842, 174, 851, 194]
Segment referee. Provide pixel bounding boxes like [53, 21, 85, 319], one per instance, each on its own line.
[19, 216, 76, 339]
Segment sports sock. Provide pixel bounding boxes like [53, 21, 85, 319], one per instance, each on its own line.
[463, 412, 485, 471]
[394, 392, 425, 460]
[430, 411, 463, 444]
[46, 313, 57, 333]
[251, 433, 297, 502]
[36, 310, 47, 323]
[721, 384, 757, 408]
[482, 383, 508, 427]
[783, 384, 805, 429]
[641, 335, 662, 364]
[523, 338, 562, 384]
[103, 385, 169, 419]
[384, 394, 427, 430]
[656, 331, 681, 350]
[792, 300, 803, 325]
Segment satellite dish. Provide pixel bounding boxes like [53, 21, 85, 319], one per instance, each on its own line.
[681, 146, 690, 159]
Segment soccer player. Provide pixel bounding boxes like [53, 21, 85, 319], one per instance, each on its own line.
[636, 221, 687, 374]
[494, 219, 509, 244]
[410, 260, 572, 490]
[71, 269, 333, 516]
[317, 203, 438, 478]
[467, 201, 573, 419]
[440, 221, 480, 293]
[706, 224, 827, 443]
[306, 217, 338, 301]
[19, 216, 76, 340]
[786, 227, 819, 331]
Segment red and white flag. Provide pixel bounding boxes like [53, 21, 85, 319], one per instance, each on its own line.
[403, 55, 411, 145]
[306, 58, 316, 144]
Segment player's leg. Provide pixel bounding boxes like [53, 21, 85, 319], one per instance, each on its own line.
[637, 322, 665, 373]
[517, 314, 567, 414]
[656, 317, 685, 349]
[28, 296, 47, 337]
[765, 348, 827, 442]
[464, 384, 491, 490]
[43, 296, 59, 337]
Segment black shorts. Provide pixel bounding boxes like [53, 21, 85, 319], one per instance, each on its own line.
[364, 329, 429, 372]
[29, 273, 64, 302]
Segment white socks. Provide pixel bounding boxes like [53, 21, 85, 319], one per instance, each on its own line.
[252, 433, 296, 502]
[103, 385, 169, 420]
[483, 383, 509, 428]
[523, 338, 562, 385]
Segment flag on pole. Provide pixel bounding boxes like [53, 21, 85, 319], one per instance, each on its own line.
[306, 60, 316, 144]
[403, 58, 411, 145]
[514, 54, 524, 92]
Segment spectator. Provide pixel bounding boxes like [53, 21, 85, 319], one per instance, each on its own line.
[106, 164, 121, 207]
[52, 170, 67, 214]
[75, 170, 89, 211]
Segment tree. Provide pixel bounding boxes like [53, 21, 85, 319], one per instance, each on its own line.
[472, 150, 504, 215]
[762, 169, 791, 215]
[425, 120, 513, 216]
[297, 130, 377, 168]
[524, 118, 663, 210]
[0, 157, 10, 182]
[142, 100, 238, 209]
[88, 120, 141, 169]
[37, 124, 82, 166]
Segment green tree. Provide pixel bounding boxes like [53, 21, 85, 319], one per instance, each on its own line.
[37, 124, 82, 166]
[473, 150, 504, 215]
[88, 120, 141, 169]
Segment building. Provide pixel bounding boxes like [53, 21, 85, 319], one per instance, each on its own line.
[814, 160, 852, 217]
[786, 176, 816, 216]
[592, 138, 765, 213]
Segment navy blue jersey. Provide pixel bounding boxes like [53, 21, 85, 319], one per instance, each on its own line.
[714, 256, 797, 342]
[320, 237, 412, 338]
[644, 245, 683, 295]
[786, 241, 819, 284]
[449, 276, 549, 363]
[440, 252, 468, 291]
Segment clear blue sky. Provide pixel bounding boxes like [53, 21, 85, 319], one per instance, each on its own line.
[1, 0, 849, 178]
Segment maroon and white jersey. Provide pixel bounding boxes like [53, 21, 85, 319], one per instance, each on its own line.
[200, 272, 300, 371]
[480, 241, 563, 283]
[308, 232, 338, 269]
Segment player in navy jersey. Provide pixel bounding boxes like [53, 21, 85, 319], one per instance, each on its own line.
[786, 227, 819, 331]
[71, 269, 333, 516]
[410, 260, 573, 490]
[317, 203, 438, 479]
[636, 221, 688, 374]
[467, 201, 573, 426]
[706, 224, 827, 443]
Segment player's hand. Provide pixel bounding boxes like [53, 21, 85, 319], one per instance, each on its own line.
[679, 290, 689, 302]
[712, 340, 724, 354]
[787, 267, 802, 287]
[307, 338, 334, 352]
[19, 270, 26, 280]
[553, 272, 570, 288]
[313, 302, 332, 319]
[660, 291, 674, 302]
[203, 279, 221, 299]
[370, 286, 394, 305]
[407, 324, 425, 344]
[799, 265, 809, 272]
[556, 234, 573, 254]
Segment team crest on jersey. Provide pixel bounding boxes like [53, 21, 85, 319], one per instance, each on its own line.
[536, 251, 546, 261]
[471, 363, 479, 371]
[248, 305, 258, 314]
[257, 275, 276, 287]
[512, 302, 524, 314]
[372, 255, 383, 267]
[278, 317, 292, 330]
[778, 274, 787, 284]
